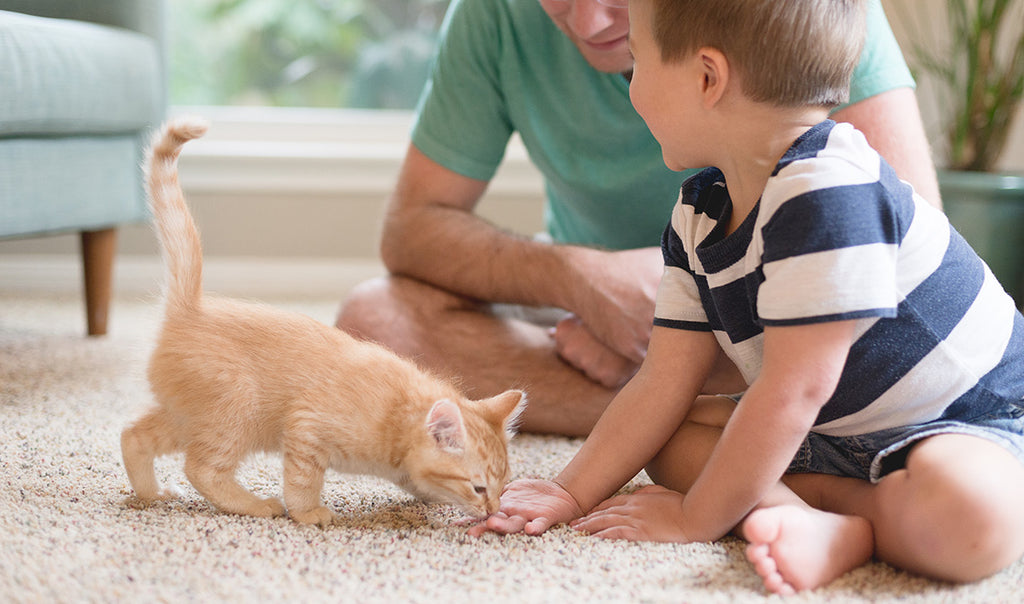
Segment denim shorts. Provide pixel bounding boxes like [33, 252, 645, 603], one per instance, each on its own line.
[718, 393, 1024, 483]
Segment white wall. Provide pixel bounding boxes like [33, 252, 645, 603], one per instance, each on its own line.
[882, 0, 1024, 173]
[0, 108, 546, 296]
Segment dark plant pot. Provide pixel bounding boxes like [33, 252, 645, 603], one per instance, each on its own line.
[939, 171, 1024, 308]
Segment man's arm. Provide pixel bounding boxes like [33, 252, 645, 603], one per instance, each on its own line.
[833, 87, 942, 207]
[381, 144, 661, 363]
[381, 144, 555, 306]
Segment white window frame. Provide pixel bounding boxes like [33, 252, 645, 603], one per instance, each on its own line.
[174, 105, 543, 198]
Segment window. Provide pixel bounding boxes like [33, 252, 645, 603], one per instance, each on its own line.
[166, 0, 540, 209]
[169, 0, 451, 110]
[167, 0, 451, 195]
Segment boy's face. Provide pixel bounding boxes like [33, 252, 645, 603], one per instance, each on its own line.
[538, 0, 633, 73]
[627, 0, 705, 171]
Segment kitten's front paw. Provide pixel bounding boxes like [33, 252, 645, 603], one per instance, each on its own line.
[123, 495, 151, 510]
[123, 486, 182, 508]
[252, 497, 287, 518]
[154, 485, 184, 500]
[290, 505, 335, 528]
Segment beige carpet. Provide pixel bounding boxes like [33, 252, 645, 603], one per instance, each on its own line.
[2, 291, 1022, 603]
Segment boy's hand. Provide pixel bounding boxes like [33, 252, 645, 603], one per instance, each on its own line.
[467, 479, 583, 537]
[569, 485, 693, 543]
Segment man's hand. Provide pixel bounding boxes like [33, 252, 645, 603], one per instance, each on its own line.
[467, 479, 583, 537]
[569, 484, 693, 543]
[564, 246, 663, 366]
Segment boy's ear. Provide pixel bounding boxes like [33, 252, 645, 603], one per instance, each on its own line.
[698, 47, 729, 108]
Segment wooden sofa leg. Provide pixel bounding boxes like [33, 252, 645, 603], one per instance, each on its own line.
[81, 228, 117, 336]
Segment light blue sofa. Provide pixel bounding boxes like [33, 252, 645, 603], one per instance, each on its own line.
[0, 1, 165, 335]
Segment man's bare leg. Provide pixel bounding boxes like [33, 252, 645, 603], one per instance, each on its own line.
[335, 275, 616, 435]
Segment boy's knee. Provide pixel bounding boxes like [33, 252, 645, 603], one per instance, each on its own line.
[893, 437, 1024, 579]
[644, 398, 733, 490]
[687, 395, 737, 427]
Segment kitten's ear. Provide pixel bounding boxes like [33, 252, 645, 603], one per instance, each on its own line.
[426, 399, 466, 454]
[483, 390, 527, 436]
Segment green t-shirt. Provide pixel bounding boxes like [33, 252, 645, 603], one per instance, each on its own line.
[411, 0, 914, 250]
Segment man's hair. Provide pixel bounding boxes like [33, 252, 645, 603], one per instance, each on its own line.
[648, 0, 867, 108]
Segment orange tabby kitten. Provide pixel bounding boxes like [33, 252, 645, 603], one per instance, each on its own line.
[121, 118, 526, 526]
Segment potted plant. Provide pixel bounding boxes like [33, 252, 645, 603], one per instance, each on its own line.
[894, 0, 1024, 306]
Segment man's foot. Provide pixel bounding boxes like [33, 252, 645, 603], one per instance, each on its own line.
[551, 315, 638, 389]
[742, 505, 874, 595]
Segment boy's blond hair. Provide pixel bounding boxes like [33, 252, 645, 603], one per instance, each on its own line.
[647, 0, 867, 108]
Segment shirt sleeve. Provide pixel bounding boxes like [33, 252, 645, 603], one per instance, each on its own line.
[756, 165, 903, 325]
[842, 0, 916, 108]
[653, 202, 712, 331]
[410, 0, 513, 181]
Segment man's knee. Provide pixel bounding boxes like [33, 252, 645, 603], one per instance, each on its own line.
[335, 276, 393, 335]
[335, 275, 478, 349]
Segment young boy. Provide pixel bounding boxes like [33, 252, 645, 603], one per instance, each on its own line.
[469, 0, 1024, 594]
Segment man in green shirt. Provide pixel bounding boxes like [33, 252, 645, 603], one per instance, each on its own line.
[336, 0, 940, 436]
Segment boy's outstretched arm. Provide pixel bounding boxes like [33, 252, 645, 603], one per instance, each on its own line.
[469, 327, 720, 537]
[574, 320, 857, 543]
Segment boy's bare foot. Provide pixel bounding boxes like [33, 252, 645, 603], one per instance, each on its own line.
[742, 505, 874, 595]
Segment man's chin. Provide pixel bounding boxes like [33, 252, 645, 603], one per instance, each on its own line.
[586, 58, 635, 75]
[575, 45, 634, 74]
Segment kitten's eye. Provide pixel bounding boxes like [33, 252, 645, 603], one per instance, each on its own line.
[473, 486, 487, 496]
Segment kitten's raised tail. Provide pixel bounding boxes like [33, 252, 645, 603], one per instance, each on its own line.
[146, 117, 209, 311]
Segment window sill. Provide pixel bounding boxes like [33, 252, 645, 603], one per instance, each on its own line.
[172, 105, 543, 197]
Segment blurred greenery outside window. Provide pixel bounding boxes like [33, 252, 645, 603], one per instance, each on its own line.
[169, 0, 450, 111]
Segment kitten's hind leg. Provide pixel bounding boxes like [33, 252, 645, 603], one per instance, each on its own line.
[121, 408, 183, 504]
[183, 446, 285, 518]
[283, 446, 335, 527]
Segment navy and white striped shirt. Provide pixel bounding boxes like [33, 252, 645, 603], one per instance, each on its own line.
[654, 120, 1024, 437]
